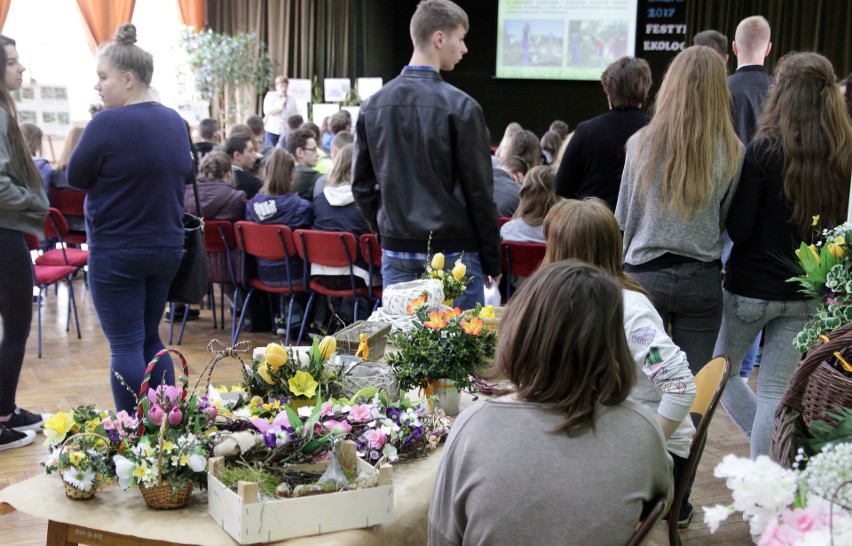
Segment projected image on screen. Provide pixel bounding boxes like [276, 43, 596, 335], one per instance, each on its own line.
[496, 0, 637, 81]
[503, 20, 564, 67]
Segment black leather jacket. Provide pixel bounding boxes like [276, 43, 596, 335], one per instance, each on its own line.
[352, 68, 501, 277]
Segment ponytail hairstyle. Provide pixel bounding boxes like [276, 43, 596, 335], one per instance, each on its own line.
[0, 34, 44, 192]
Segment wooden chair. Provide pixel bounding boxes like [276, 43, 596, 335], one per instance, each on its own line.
[668, 355, 732, 545]
[24, 233, 81, 358]
[359, 233, 383, 312]
[626, 494, 668, 546]
[233, 222, 305, 346]
[501, 241, 546, 300]
[293, 229, 371, 345]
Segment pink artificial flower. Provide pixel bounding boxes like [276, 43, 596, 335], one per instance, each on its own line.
[324, 420, 352, 435]
[364, 428, 387, 450]
[320, 402, 334, 418]
[205, 406, 218, 420]
[251, 417, 271, 433]
[791, 507, 828, 533]
[148, 385, 181, 410]
[115, 410, 130, 421]
[271, 412, 290, 429]
[758, 520, 802, 546]
[348, 404, 372, 423]
[168, 407, 183, 426]
[148, 404, 165, 425]
[102, 418, 115, 431]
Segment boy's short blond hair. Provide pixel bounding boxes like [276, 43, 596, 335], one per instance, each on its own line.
[409, 0, 469, 50]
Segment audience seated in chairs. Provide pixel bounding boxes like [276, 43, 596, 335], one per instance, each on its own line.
[428, 260, 672, 545]
[543, 197, 698, 529]
[20, 122, 51, 193]
[500, 165, 559, 244]
[185, 151, 246, 222]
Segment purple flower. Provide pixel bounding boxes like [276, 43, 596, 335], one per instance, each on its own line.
[263, 432, 277, 448]
[386, 408, 402, 424]
[370, 450, 380, 460]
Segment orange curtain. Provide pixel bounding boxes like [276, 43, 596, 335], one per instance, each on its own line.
[0, 0, 11, 32]
[177, 0, 204, 31]
[76, 0, 136, 54]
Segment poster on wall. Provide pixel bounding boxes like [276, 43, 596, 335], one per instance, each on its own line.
[356, 78, 383, 101]
[13, 83, 72, 135]
[311, 103, 339, 125]
[175, 100, 210, 126]
[323, 78, 351, 102]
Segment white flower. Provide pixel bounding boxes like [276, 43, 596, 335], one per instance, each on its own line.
[297, 406, 313, 418]
[382, 444, 398, 462]
[188, 453, 207, 472]
[63, 469, 95, 491]
[113, 454, 134, 489]
[704, 505, 732, 533]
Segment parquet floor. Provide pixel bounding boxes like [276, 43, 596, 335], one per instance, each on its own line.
[0, 278, 753, 545]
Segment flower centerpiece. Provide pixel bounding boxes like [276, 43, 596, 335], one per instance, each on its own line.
[423, 252, 471, 306]
[242, 337, 341, 408]
[705, 442, 852, 544]
[385, 300, 497, 412]
[788, 221, 852, 365]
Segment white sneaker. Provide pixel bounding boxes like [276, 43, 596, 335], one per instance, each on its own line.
[0, 425, 36, 452]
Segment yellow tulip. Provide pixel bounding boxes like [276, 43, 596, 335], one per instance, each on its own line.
[257, 362, 275, 385]
[318, 336, 337, 360]
[264, 343, 288, 369]
[829, 242, 845, 258]
[808, 244, 820, 265]
[431, 253, 445, 271]
[452, 260, 467, 280]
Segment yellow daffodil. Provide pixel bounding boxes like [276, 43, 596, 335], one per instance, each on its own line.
[257, 362, 275, 385]
[43, 412, 75, 445]
[179, 454, 190, 466]
[431, 253, 445, 271]
[133, 466, 147, 478]
[452, 260, 466, 280]
[318, 336, 337, 360]
[162, 441, 175, 452]
[68, 451, 86, 466]
[264, 343, 288, 369]
[288, 370, 318, 398]
[479, 305, 496, 319]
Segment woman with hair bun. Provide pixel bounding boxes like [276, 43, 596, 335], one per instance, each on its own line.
[68, 23, 194, 413]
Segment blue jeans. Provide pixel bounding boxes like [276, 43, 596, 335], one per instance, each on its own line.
[89, 246, 184, 413]
[264, 131, 280, 147]
[381, 251, 485, 310]
[713, 291, 816, 458]
[630, 261, 723, 376]
[739, 334, 762, 378]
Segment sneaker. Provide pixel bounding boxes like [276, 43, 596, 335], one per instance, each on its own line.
[0, 424, 36, 452]
[3, 407, 46, 431]
[677, 503, 694, 529]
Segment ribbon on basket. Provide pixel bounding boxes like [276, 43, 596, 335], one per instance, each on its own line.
[192, 339, 253, 393]
[817, 334, 852, 372]
[136, 348, 189, 436]
[419, 381, 456, 411]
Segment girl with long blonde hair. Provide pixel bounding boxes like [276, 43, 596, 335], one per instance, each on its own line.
[615, 45, 744, 377]
[715, 52, 852, 459]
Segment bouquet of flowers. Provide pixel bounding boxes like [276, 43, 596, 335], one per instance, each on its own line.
[385, 299, 498, 394]
[705, 443, 852, 544]
[242, 337, 342, 406]
[424, 252, 471, 304]
[788, 221, 852, 360]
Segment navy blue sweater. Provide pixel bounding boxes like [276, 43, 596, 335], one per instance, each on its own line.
[67, 102, 192, 249]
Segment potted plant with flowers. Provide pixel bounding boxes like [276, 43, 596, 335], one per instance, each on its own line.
[385, 299, 497, 415]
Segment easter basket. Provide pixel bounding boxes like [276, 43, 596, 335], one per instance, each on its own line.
[334, 321, 391, 360]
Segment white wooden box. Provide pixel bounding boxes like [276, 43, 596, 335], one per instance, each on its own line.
[207, 449, 393, 544]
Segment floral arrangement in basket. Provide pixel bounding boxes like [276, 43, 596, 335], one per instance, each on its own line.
[788, 221, 852, 365]
[705, 443, 852, 544]
[242, 337, 342, 408]
[42, 405, 139, 498]
[423, 251, 471, 305]
[385, 299, 497, 396]
[112, 349, 217, 509]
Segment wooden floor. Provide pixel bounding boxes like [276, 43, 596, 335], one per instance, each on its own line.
[0, 278, 753, 545]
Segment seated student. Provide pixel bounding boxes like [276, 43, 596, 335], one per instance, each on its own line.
[542, 197, 698, 528]
[275, 113, 304, 151]
[493, 121, 522, 167]
[194, 118, 219, 160]
[246, 115, 273, 159]
[492, 156, 522, 218]
[500, 165, 559, 243]
[429, 260, 673, 546]
[245, 149, 313, 286]
[225, 133, 263, 199]
[549, 119, 569, 139]
[20, 122, 51, 193]
[185, 151, 246, 222]
[300, 121, 332, 174]
[540, 129, 564, 166]
[47, 126, 86, 232]
[313, 131, 354, 198]
[285, 128, 321, 200]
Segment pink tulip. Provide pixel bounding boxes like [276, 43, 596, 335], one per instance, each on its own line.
[148, 404, 165, 425]
[205, 406, 218, 420]
[168, 406, 183, 426]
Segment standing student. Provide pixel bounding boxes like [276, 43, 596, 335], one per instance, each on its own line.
[68, 24, 192, 413]
[0, 33, 50, 451]
[715, 52, 852, 458]
[352, 0, 500, 311]
[615, 46, 743, 376]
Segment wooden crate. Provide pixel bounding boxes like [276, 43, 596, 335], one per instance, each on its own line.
[207, 445, 393, 544]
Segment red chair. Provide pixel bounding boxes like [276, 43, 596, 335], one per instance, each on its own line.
[36, 208, 88, 270]
[233, 221, 305, 345]
[359, 233, 383, 311]
[50, 188, 87, 245]
[501, 241, 547, 300]
[498, 216, 512, 228]
[24, 233, 81, 358]
[293, 229, 371, 345]
[204, 220, 240, 330]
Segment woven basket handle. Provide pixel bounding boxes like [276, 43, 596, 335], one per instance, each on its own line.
[778, 322, 852, 413]
[135, 348, 189, 435]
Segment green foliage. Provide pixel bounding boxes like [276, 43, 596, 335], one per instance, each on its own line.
[806, 406, 852, 454]
[217, 465, 280, 498]
[242, 339, 343, 401]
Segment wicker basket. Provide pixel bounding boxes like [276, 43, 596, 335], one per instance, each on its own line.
[335, 321, 391, 360]
[770, 323, 852, 468]
[63, 481, 95, 501]
[327, 355, 400, 402]
[57, 431, 109, 501]
[139, 480, 193, 510]
[464, 307, 504, 333]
